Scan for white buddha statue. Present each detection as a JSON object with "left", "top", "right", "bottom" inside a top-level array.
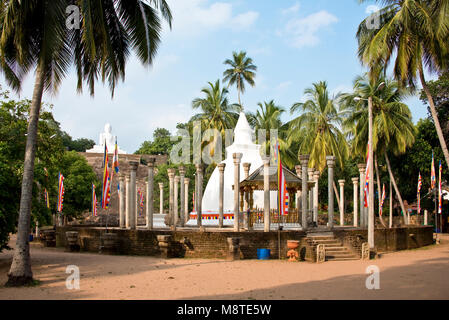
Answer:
[{"left": 86, "top": 123, "right": 127, "bottom": 154}]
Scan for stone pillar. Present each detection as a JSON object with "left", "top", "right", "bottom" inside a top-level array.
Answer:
[
  {"left": 158, "top": 182, "right": 164, "bottom": 214},
  {"left": 338, "top": 179, "right": 345, "bottom": 226},
  {"left": 326, "top": 156, "right": 336, "bottom": 228},
  {"left": 218, "top": 163, "right": 226, "bottom": 228},
  {"left": 243, "top": 163, "right": 251, "bottom": 211},
  {"left": 389, "top": 181, "right": 393, "bottom": 228},
  {"left": 129, "top": 161, "right": 139, "bottom": 230},
  {"left": 125, "top": 175, "right": 130, "bottom": 228},
  {"left": 308, "top": 168, "right": 314, "bottom": 224},
  {"left": 295, "top": 165, "right": 302, "bottom": 224},
  {"left": 313, "top": 170, "right": 320, "bottom": 224},
  {"left": 300, "top": 155, "right": 309, "bottom": 229},
  {"left": 135, "top": 186, "right": 138, "bottom": 227},
  {"left": 233, "top": 153, "right": 243, "bottom": 232},
  {"left": 179, "top": 166, "right": 186, "bottom": 227},
  {"left": 174, "top": 176, "right": 180, "bottom": 227},
  {"left": 424, "top": 209, "right": 428, "bottom": 225},
  {"left": 195, "top": 164, "right": 204, "bottom": 227},
  {"left": 352, "top": 177, "right": 359, "bottom": 227},
  {"left": 119, "top": 173, "right": 125, "bottom": 228},
  {"left": 184, "top": 178, "right": 190, "bottom": 224},
  {"left": 167, "top": 168, "right": 176, "bottom": 226},
  {"left": 146, "top": 159, "right": 155, "bottom": 230},
  {"left": 357, "top": 164, "right": 366, "bottom": 228},
  {"left": 263, "top": 157, "right": 270, "bottom": 232}
]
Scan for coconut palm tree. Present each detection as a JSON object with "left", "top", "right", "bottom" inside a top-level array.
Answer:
[
  {"left": 288, "top": 81, "right": 349, "bottom": 209},
  {"left": 342, "top": 74, "right": 415, "bottom": 225},
  {"left": 191, "top": 80, "right": 241, "bottom": 158},
  {"left": 0, "top": 0, "right": 172, "bottom": 286},
  {"left": 288, "top": 81, "right": 349, "bottom": 172},
  {"left": 223, "top": 51, "right": 257, "bottom": 108},
  {"left": 247, "top": 100, "right": 294, "bottom": 167},
  {"left": 357, "top": 0, "right": 449, "bottom": 169}
]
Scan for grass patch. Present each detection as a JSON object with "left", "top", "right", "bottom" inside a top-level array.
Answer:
[{"left": 26, "top": 279, "right": 42, "bottom": 287}]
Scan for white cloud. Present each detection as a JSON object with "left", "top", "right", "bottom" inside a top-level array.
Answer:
[
  {"left": 231, "top": 11, "right": 259, "bottom": 30},
  {"left": 276, "top": 81, "right": 293, "bottom": 90},
  {"left": 280, "top": 10, "right": 338, "bottom": 48},
  {"left": 281, "top": 2, "right": 300, "bottom": 15},
  {"left": 331, "top": 84, "right": 352, "bottom": 96},
  {"left": 164, "top": 0, "right": 258, "bottom": 36}
]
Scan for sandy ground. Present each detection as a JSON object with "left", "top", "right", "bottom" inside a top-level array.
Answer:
[{"left": 0, "top": 235, "right": 449, "bottom": 300}]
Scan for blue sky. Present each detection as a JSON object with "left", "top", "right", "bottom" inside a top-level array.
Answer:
[{"left": 0, "top": 0, "right": 430, "bottom": 153}]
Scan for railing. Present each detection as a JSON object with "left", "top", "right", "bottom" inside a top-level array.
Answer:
[{"left": 248, "top": 209, "right": 299, "bottom": 227}]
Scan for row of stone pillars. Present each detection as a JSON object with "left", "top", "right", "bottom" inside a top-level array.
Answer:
[
  {"left": 117, "top": 156, "right": 369, "bottom": 231},
  {"left": 117, "top": 160, "right": 190, "bottom": 230},
  {"left": 166, "top": 166, "right": 191, "bottom": 229}
]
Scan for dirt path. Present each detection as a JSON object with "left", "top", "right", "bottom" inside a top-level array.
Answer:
[{"left": 1, "top": 236, "right": 448, "bottom": 300}]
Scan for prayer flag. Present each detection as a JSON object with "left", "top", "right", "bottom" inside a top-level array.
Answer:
[
  {"left": 438, "top": 160, "right": 442, "bottom": 214},
  {"left": 431, "top": 151, "right": 436, "bottom": 189},
  {"left": 92, "top": 184, "right": 97, "bottom": 216},
  {"left": 417, "top": 172, "right": 422, "bottom": 214},
  {"left": 57, "top": 173, "right": 64, "bottom": 212},
  {"left": 379, "top": 184, "right": 386, "bottom": 216}
]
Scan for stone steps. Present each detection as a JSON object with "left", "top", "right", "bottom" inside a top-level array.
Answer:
[{"left": 307, "top": 233, "right": 359, "bottom": 262}]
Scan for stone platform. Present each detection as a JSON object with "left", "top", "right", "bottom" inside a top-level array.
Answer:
[{"left": 55, "top": 225, "right": 434, "bottom": 261}]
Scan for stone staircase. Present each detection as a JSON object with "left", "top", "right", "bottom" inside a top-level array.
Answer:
[{"left": 307, "top": 232, "right": 359, "bottom": 261}]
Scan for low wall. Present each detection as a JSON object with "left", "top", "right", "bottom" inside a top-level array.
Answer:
[
  {"left": 55, "top": 225, "right": 434, "bottom": 260},
  {"left": 333, "top": 226, "right": 434, "bottom": 253}
]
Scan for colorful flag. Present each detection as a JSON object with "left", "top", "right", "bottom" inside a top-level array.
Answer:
[
  {"left": 92, "top": 184, "right": 97, "bottom": 217},
  {"left": 431, "top": 151, "right": 436, "bottom": 189},
  {"left": 101, "top": 142, "right": 111, "bottom": 209},
  {"left": 274, "top": 141, "right": 288, "bottom": 216},
  {"left": 43, "top": 188, "right": 50, "bottom": 209},
  {"left": 364, "top": 144, "right": 369, "bottom": 208},
  {"left": 417, "top": 172, "right": 422, "bottom": 214},
  {"left": 379, "top": 184, "right": 386, "bottom": 216},
  {"left": 438, "top": 160, "right": 442, "bottom": 214},
  {"left": 112, "top": 138, "right": 119, "bottom": 174},
  {"left": 138, "top": 189, "right": 144, "bottom": 216},
  {"left": 57, "top": 173, "right": 64, "bottom": 212}
]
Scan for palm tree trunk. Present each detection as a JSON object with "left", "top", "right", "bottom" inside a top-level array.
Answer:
[
  {"left": 6, "top": 63, "right": 45, "bottom": 286},
  {"left": 237, "top": 77, "right": 242, "bottom": 108},
  {"left": 419, "top": 66, "right": 449, "bottom": 169},
  {"left": 332, "top": 181, "right": 341, "bottom": 209},
  {"left": 374, "top": 153, "right": 387, "bottom": 228},
  {"left": 384, "top": 153, "right": 407, "bottom": 225}
]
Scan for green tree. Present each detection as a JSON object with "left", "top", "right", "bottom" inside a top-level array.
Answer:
[
  {"left": 288, "top": 81, "right": 349, "bottom": 172},
  {"left": 390, "top": 118, "right": 449, "bottom": 210},
  {"left": 57, "top": 151, "right": 99, "bottom": 219},
  {"left": 247, "top": 100, "right": 295, "bottom": 167},
  {"left": 357, "top": 0, "right": 449, "bottom": 169},
  {"left": 135, "top": 128, "right": 176, "bottom": 155},
  {"left": 0, "top": 94, "right": 65, "bottom": 251},
  {"left": 0, "top": 0, "right": 172, "bottom": 286},
  {"left": 191, "top": 80, "right": 241, "bottom": 159},
  {"left": 419, "top": 71, "right": 449, "bottom": 142},
  {"left": 223, "top": 51, "right": 257, "bottom": 108},
  {"left": 342, "top": 74, "right": 415, "bottom": 224}
]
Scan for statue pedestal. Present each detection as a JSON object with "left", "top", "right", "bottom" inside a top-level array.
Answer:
[{"left": 153, "top": 214, "right": 168, "bottom": 228}]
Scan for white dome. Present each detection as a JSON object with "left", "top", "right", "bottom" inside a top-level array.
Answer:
[{"left": 201, "top": 112, "right": 277, "bottom": 212}]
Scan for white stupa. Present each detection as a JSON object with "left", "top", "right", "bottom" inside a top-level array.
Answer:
[
  {"left": 200, "top": 112, "right": 277, "bottom": 215},
  {"left": 86, "top": 123, "right": 127, "bottom": 154}
]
